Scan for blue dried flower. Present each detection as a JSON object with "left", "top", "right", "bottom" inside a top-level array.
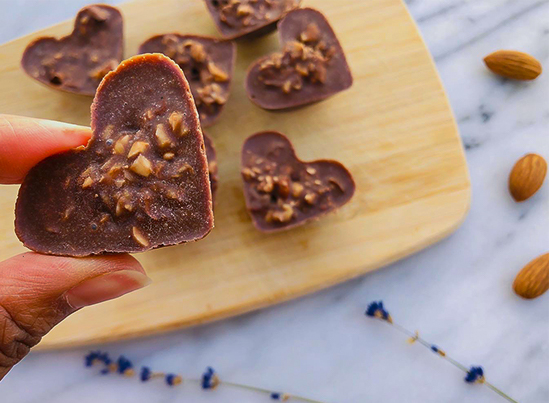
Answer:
[
  {"left": 165, "top": 373, "right": 182, "bottom": 386},
  {"left": 465, "top": 366, "right": 484, "bottom": 383},
  {"left": 365, "top": 301, "right": 392, "bottom": 323},
  {"left": 140, "top": 366, "right": 152, "bottom": 382},
  {"left": 99, "top": 352, "right": 112, "bottom": 366},
  {"left": 84, "top": 351, "right": 99, "bottom": 367},
  {"left": 202, "top": 367, "right": 219, "bottom": 389},
  {"left": 116, "top": 356, "right": 134, "bottom": 376},
  {"left": 270, "top": 392, "right": 290, "bottom": 400},
  {"left": 430, "top": 345, "right": 446, "bottom": 357}
]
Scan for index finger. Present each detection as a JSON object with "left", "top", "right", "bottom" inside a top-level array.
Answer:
[{"left": 0, "top": 114, "right": 91, "bottom": 184}]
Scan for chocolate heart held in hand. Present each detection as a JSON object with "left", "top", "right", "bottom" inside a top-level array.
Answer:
[
  {"left": 203, "top": 132, "right": 219, "bottom": 202},
  {"left": 139, "top": 34, "right": 235, "bottom": 127},
  {"left": 21, "top": 4, "right": 123, "bottom": 96},
  {"left": 245, "top": 8, "right": 352, "bottom": 110},
  {"left": 241, "top": 131, "right": 355, "bottom": 232},
  {"left": 203, "top": 0, "right": 301, "bottom": 40},
  {"left": 15, "top": 54, "right": 214, "bottom": 256}
]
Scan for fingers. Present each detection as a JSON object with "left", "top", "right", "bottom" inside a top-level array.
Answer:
[
  {"left": 0, "top": 252, "right": 149, "bottom": 380},
  {"left": 0, "top": 114, "right": 91, "bottom": 184}
]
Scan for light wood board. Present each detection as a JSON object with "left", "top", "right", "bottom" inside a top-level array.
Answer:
[{"left": 0, "top": 0, "right": 470, "bottom": 349}]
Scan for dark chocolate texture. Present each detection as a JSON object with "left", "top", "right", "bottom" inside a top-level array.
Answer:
[
  {"left": 139, "top": 34, "right": 235, "bottom": 127},
  {"left": 15, "top": 54, "right": 214, "bottom": 256},
  {"left": 246, "top": 8, "right": 352, "bottom": 110},
  {"left": 241, "top": 131, "right": 355, "bottom": 232},
  {"left": 204, "top": 0, "right": 301, "bottom": 40},
  {"left": 21, "top": 4, "right": 123, "bottom": 96},
  {"left": 203, "top": 132, "right": 218, "bottom": 202}
]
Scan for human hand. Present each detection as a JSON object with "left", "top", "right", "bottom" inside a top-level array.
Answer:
[{"left": 0, "top": 114, "right": 151, "bottom": 380}]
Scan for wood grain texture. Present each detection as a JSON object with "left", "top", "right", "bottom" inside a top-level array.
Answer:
[{"left": 0, "top": 0, "right": 470, "bottom": 349}]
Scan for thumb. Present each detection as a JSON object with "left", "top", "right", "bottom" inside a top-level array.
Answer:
[{"left": 0, "top": 252, "right": 150, "bottom": 380}]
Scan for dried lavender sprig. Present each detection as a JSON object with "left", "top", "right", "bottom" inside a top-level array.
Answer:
[
  {"left": 85, "top": 352, "right": 327, "bottom": 402},
  {"left": 365, "top": 301, "right": 518, "bottom": 403}
]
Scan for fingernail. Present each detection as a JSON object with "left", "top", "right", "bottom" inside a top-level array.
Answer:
[{"left": 65, "top": 270, "right": 152, "bottom": 309}]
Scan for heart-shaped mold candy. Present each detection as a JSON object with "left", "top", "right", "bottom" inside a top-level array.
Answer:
[
  {"left": 241, "top": 131, "right": 355, "bottom": 232},
  {"left": 15, "top": 54, "right": 214, "bottom": 256},
  {"left": 21, "top": 4, "right": 123, "bottom": 96},
  {"left": 245, "top": 8, "right": 352, "bottom": 110},
  {"left": 203, "top": 0, "right": 301, "bottom": 40},
  {"left": 203, "top": 132, "right": 219, "bottom": 203},
  {"left": 139, "top": 34, "right": 235, "bottom": 127}
]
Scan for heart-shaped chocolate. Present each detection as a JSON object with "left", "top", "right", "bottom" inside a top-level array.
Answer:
[
  {"left": 241, "top": 131, "right": 355, "bottom": 232},
  {"left": 15, "top": 54, "right": 214, "bottom": 256},
  {"left": 139, "top": 34, "right": 235, "bottom": 127},
  {"left": 203, "top": 132, "right": 219, "bottom": 203},
  {"left": 21, "top": 4, "right": 123, "bottom": 96},
  {"left": 204, "top": 0, "right": 301, "bottom": 40},
  {"left": 245, "top": 8, "right": 352, "bottom": 110}
]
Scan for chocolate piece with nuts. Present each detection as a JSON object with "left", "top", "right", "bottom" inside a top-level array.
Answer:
[
  {"left": 21, "top": 4, "right": 123, "bottom": 96},
  {"left": 246, "top": 8, "right": 352, "bottom": 110},
  {"left": 204, "top": 0, "right": 301, "bottom": 40},
  {"left": 203, "top": 132, "right": 219, "bottom": 202},
  {"left": 241, "top": 131, "right": 355, "bottom": 232},
  {"left": 15, "top": 54, "right": 214, "bottom": 256},
  {"left": 139, "top": 34, "right": 235, "bottom": 127}
]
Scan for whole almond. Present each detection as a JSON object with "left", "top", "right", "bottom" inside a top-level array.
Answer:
[
  {"left": 513, "top": 253, "right": 549, "bottom": 299},
  {"left": 509, "top": 153, "right": 547, "bottom": 202},
  {"left": 484, "top": 50, "right": 542, "bottom": 80}
]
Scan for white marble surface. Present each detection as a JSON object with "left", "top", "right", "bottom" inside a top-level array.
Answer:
[{"left": 1, "top": 0, "right": 548, "bottom": 402}]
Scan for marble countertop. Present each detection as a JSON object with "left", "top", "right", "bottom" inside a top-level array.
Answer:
[{"left": 1, "top": 0, "right": 548, "bottom": 402}]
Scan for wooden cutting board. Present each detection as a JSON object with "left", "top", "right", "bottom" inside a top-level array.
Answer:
[{"left": 0, "top": 0, "right": 470, "bottom": 349}]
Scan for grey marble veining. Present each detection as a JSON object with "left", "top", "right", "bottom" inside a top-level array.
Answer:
[{"left": 0, "top": 0, "right": 548, "bottom": 402}]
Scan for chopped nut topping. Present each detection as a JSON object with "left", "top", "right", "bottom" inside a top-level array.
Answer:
[
  {"left": 306, "top": 167, "right": 317, "bottom": 175},
  {"left": 132, "top": 226, "right": 149, "bottom": 247},
  {"left": 295, "top": 64, "right": 309, "bottom": 76},
  {"left": 87, "top": 5, "right": 110, "bottom": 21},
  {"left": 282, "top": 80, "right": 292, "bottom": 94},
  {"left": 144, "top": 109, "right": 155, "bottom": 120},
  {"left": 267, "top": 203, "right": 294, "bottom": 223},
  {"left": 90, "top": 59, "right": 118, "bottom": 80},
  {"left": 107, "top": 163, "right": 123, "bottom": 177},
  {"left": 304, "top": 192, "right": 317, "bottom": 204},
  {"left": 190, "top": 42, "right": 207, "bottom": 63},
  {"left": 82, "top": 176, "right": 93, "bottom": 189},
  {"left": 130, "top": 155, "right": 153, "bottom": 177},
  {"left": 242, "top": 167, "right": 255, "bottom": 180},
  {"left": 236, "top": 4, "right": 253, "bottom": 16},
  {"left": 155, "top": 124, "right": 173, "bottom": 148},
  {"left": 163, "top": 186, "right": 181, "bottom": 200},
  {"left": 128, "top": 141, "right": 149, "bottom": 158},
  {"left": 178, "top": 162, "right": 193, "bottom": 174},
  {"left": 277, "top": 176, "right": 291, "bottom": 198},
  {"left": 102, "top": 124, "right": 114, "bottom": 139},
  {"left": 62, "top": 206, "right": 74, "bottom": 221},
  {"left": 116, "top": 193, "right": 134, "bottom": 216},
  {"left": 169, "top": 111, "right": 183, "bottom": 133},
  {"left": 163, "top": 152, "right": 175, "bottom": 161},
  {"left": 114, "top": 135, "right": 130, "bottom": 155},
  {"left": 257, "top": 175, "right": 274, "bottom": 193},
  {"left": 45, "top": 226, "right": 60, "bottom": 234},
  {"left": 197, "top": 83, "right": 227, "bottom": 105},
  {"left": 291, "top": 182, "right": 304, "bottom": 197},
  {"left": 208, "top": 62, "right": 229, "bottom": 82},
  {"left": 300, "top": 23, "right": 321, "bottom": 43}
]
